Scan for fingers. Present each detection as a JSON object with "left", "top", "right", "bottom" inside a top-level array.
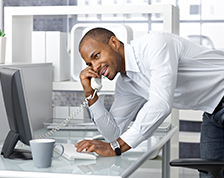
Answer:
[
  {"left": 87, "top": 69, "right": 100, "bottom": 78},
  {"left": 86, "top": 144, "right": 96, "bottom": 153},
  {"left": 75, "top": 140, "right": 115, "bottom": 157},
  {"left": 75, "top": 140, "right": 98, "bottom": 152},
  {"left": 80, "top": 67, "right": 100, "bottom": 80},
  {"left": 79, "top": 67, "right": 101, "bottom": 94},
  {"left": 75, "top": 139, "right": 91, "bottom": 152}
]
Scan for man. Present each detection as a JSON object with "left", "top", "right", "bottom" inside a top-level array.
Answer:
[{"left": 75, "top": 27, "right": 224, "bottom": 177}]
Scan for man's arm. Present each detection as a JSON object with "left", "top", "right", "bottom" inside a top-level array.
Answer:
[{"left": 78, "top": 67, "right": 133, "bottom": 156}]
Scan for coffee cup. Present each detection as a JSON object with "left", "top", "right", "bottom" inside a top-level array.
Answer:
[{"left": 29, "top": 139, "right": 64, "bottom": 168}]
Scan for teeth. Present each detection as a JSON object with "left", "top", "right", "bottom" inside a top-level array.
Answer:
[{"left": 102, "top": 68, "right": 106, "bottom": 75}]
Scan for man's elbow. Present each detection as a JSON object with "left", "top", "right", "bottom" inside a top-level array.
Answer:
[{"left": 163, "top": 105, "right": 172, "bottom": 118}]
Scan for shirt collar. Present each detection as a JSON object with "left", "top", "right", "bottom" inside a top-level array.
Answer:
[{"left": 124, "top": 44, "right": 140, "bottom": 73}]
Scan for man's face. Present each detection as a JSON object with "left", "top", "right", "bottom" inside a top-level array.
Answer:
[{"left": 80, "top": 38, "right": 123, "bottom": 80}]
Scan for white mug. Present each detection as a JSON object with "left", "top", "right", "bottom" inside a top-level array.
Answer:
[{"left": 30, "top": 139, "right": 64, "bottom": 168}]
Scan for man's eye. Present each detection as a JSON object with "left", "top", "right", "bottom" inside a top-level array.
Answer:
[{"left": 94, "top": 53, "right": 99, "bottom": 58}]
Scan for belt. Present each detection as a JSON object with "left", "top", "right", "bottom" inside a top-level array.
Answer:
[{"left": 213, "top": 96, "right": 224, "bottom": 114}]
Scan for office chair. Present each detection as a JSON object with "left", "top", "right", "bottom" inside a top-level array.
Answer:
[{"left": 170, "top": 158, "right": 224, "bottom": 178}]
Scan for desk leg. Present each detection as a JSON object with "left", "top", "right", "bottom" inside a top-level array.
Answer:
[{"left": 162, "top": 139, "right": 170, "bottom": 178}]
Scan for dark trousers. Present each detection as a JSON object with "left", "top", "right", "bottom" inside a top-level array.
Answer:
[{"left": 200, "top": 97, "right": 224, "bottom": 178}]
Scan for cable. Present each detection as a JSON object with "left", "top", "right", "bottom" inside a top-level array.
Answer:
[{"left": 36, "top": 90, "right": 98, "bottom": 139}]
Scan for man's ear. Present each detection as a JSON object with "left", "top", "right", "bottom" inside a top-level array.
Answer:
[{"left": 108, "top": 36, "right": 120, "bottom": 50}]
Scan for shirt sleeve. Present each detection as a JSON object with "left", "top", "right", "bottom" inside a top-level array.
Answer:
[
  {"left": 120, "top": 33, "right": 180, "bottom": 148},
  {"left": 89, "top": 76, "right": 146, "bottom": 142},
  {"left": 89, "top": 98, "right": 120, "bottom": 142}
]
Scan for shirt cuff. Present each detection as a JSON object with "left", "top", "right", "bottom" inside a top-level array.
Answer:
[
  {"left": 120, "top": 127, "right": 147, "bottom": 148},
  {"left": 89, "top": 98, "right": 105, "bottom": 121}
]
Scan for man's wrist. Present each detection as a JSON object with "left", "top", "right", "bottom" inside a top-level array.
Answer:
[
  {"left": 85, "top": 90, "right": 98, "bottom": 106},
  {"left": 110, "top": 141, "right": 121, "bottom": 156},
  {"left": 117, "top": 137, "right": 131, "bottom": 153}
]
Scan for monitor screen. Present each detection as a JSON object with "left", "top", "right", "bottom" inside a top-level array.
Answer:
[{"left": 0, "top": 68, "right": 33, "bottom": 160}]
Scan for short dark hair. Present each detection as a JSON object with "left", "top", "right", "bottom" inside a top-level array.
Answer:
[{"left": 79, "top": 27, "right": 116, "bottom": 51}]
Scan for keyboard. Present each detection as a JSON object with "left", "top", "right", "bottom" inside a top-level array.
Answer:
[{"left": 54, "top": 143, "right": 97, "bottom": 160}]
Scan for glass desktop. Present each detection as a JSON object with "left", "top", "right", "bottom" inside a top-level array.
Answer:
[{"left": 0, "top": 126, "right": 178, "bottom": 178}]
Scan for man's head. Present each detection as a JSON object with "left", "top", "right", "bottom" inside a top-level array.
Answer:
[
  {"left": 79, "top": 27, "right": 125, "bottom": 80},
  {"left": 79, "top": 28, "right": 116, "bottom": 52}
]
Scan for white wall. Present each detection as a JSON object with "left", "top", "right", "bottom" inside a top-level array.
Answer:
[{"left": 0, "top": 0, "right": 2, "bottom": 29}]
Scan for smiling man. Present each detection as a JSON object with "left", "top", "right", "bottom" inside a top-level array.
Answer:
[{"left": 75, "top": 27, "right": 224, "bottom": 178}]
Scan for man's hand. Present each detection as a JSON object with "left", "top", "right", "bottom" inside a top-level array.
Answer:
[
  {"left": 75, "top": 137, "right": 131, "bottom": 157},
  {"left": 75, "top": 139, "right": 116, "bottom": 157},
  {"left": 79, "top": 67, "right": 100, "bottom": 106},
  {"left": 79, "top": 66, "right": 100, "bottom": 93}
]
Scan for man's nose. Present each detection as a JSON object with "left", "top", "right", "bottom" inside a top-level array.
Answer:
[{"left": 92, "top": 61, "right": 100, "bottom": 73}]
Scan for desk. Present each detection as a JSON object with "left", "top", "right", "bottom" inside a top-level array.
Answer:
[{"left": 0, "top": 126, "right": 178, "bottom": 178}]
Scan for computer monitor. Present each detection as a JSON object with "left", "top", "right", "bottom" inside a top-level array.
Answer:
[{"left": 0, "top": 67, "right": 33, "bottom": 160}]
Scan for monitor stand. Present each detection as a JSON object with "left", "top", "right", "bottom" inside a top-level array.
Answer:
[
  {"left": 1, "top": 130, "right": 32, "bottom": 160},
  {"left": 7, "top": 149, "right": 32, "bottom": 160}
]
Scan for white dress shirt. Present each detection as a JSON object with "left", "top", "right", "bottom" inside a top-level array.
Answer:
[{"left": 89, "top": 31, "right": 224, "bottom": 148}]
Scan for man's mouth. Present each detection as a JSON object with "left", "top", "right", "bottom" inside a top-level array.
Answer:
[{"left": 100, "top": 67, "right": 108, "bottom": 77}]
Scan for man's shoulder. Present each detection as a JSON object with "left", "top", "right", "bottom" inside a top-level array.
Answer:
[
  {"left": 131, "top": 31, "right": 169, "bottom": 44},
  {"left": 134, "top": 31, "right": 178, "bottom": 41}
]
